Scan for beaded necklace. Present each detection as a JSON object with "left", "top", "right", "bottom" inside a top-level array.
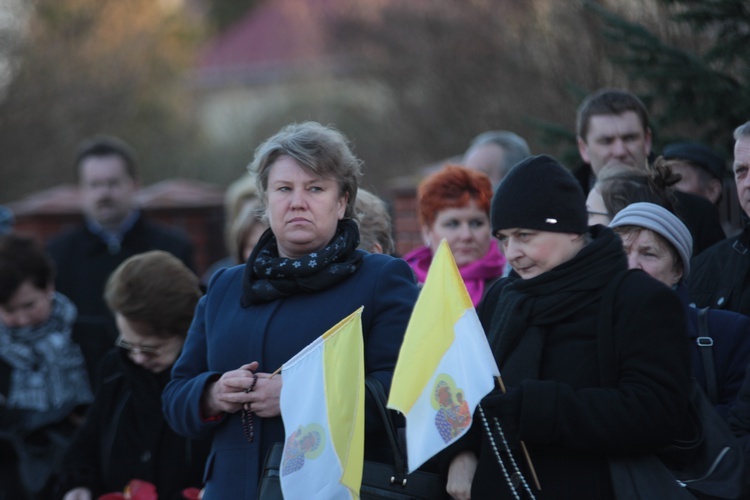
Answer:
[{"left": 478, "top": 405, "right": 536, "bottom": 499}]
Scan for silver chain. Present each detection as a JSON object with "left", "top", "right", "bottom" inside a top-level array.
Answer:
[{"left": 478, "top": 404, "right": 536, "bottom": 499}]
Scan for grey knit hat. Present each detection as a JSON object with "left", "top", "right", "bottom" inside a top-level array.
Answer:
[
  {"left": 609, "top": 202, "right": 692, "bottom": 278},
  {"left": 491, "top": 155, "right": 588, "bottom": 235}
]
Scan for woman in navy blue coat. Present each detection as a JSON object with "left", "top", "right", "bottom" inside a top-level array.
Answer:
[
  {"left": 162, "top": 122, "right": 419, "bottom": 499},
  {"left": 610, "top": 203, "right": 750, "bottom": 420}
]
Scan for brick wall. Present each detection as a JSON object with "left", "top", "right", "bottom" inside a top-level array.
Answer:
[
  {"left": 390, "top": 186, "right": 422, "bottom": 257},
  {"left": 11, "top": 206, "right": 226, "bottom": 278}
]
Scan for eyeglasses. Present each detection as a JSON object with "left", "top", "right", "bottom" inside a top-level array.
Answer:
[
  {"left": 116, "top": 338, "right": 163, "bottom": 359},
  {"left": 587, "top": 210, "right": 610, "bottom": 217}
]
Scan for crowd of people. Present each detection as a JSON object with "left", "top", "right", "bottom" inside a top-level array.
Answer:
[{"left": 1, "top": 87, "right": 750, "bottom": 499}]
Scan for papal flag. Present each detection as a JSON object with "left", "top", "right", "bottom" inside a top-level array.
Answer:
[
  {"left": 388, "top": 239, "right": 500, "bottom": 473},
  {"left": 279, "top": 307, "right": 365, "bottom": 499}
]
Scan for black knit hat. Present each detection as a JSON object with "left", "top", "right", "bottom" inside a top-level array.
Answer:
[{"left": 491, "top": 154, "right": 588, "bottom": 235}]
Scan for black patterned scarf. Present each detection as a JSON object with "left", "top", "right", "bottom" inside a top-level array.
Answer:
[
  {"left": 241, "top": 219, "right": 363, "bottom": 306},
  {"left": 0, "top": 292, "right": 93, "bottom": 412}
]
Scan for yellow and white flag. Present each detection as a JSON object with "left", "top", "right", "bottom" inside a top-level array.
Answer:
[
  {"left": 388, "top": 240, "right": 500, "bottom": 473},
  {"left": 279, "top": 307, "right": 365, "bottom": 499}
]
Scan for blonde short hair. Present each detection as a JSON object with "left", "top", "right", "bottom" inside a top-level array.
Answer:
[
  {"left": 355, "top": 189, "right": 394, "bottom": 255},
  {"left": 249, "top": 122, "right": 363, "bottom": 220}
]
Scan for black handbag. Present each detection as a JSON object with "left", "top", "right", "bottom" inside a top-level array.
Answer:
[
  {"left": 660, "top": 381, "right": 745, "bottom": 499},
  {"left": 257, "top": 377, "right": 448, "bottom": 499},
  {"left": 258, "top": 441, "right": 284, "bottom": 500},
  {"left": 608, "top": 381, "right": 745, "bottom": 499},
  {"left": 599, "top": 271, "right": 745, "bottom": 500},
  {"left": 360, "top": 376, "right": 449, "bottom": 499},
  {"left": 608, "top": 453, "right": 694, "bottom": 500}
]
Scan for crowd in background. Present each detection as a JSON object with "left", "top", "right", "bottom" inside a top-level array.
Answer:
[{"left": 1, "top": 87, "right": 750, "bottom": 499}]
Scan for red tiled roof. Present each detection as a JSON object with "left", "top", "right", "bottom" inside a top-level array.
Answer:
[
  {"left": 137, "top": 178, "right": 225, "bottom": 208},
  {"left": 6, "top": 185, "right": 83, "bottom": 215},
  {"left": 194, "top": 0, "right": 425, "bottom": 88},
  {"left": 197, "top": 0, "right": 332, "bottom": 75},
  {"left": 7, "top": 179, "right": 225, "bottom": 215}
]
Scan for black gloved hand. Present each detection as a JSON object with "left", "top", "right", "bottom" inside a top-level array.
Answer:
[{"left": 480, "top": 387, "right": 522, "bottom": 451}]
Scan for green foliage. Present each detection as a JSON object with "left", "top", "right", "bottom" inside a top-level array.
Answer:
[
  {"left": 662, "top": 0, "right": 750, "bottom": 65},
  {"left": 583, "top": 0, "right": 750, "bottom": 156}
]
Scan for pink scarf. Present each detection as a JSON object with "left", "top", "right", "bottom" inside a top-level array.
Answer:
[{"left": 403, "top": 240, "right": 506, "bottom": 306}]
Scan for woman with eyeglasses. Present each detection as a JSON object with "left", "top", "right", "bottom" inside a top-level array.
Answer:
[
  {"left": 585, "top": 162, "right": 677, "bottom": 227},
  {"left": 56, "top": 251, "right": 210, "bottom": 500}
]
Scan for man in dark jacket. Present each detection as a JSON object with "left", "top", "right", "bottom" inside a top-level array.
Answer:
[
  {"left": 690, "top": 121, "right": 750, "bottom": 316},
  {"left": 46, "top": 135, "right": 194, "bottom": 333},
  {"left": 574, "top": 88, "right": 725, "bottom": 255}
]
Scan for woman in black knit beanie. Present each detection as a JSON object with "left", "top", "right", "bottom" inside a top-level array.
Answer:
[{"left": 443, "top": 155, "right": 693, "bottom": 500}]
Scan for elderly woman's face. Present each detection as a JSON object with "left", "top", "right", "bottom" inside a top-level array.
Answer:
[
  {"left": 0, "top": 280, "right": 53, "bottom": 329},
  {"left": 115, "top": 313, "right": 184, "bottom": 374},
  {"left": 423, "top": 200, "right": 491, "bottom": 267},
  {"left": 619, "top": 229, "right": 682, "bottom": 287},
  {"left": 266, "top": 155, "right": 347, "bottom": 259},
  {"left": 496, "top": 229, "right": 585, "bottom": 280}
]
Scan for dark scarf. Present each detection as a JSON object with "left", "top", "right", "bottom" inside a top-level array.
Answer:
[
  {"left": 241, "top": 219, "right": 363, "bottom": 307},
  {"left": 0, "top": 292, "right": 93, "bottom": 412},
  {"left": 486, "top": 226, "right": 627, "bottom": 386}
]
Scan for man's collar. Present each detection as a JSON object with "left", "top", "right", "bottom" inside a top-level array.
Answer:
[{"left": 85, "top": 209, "right": 141, "bottom": 253}]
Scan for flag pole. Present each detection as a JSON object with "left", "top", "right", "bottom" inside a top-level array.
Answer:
[
  {"left": 496, "top": 375, "right": 542, "bottom": 491},
  {"left": 269, "top": 366, "right": 282, "bottom": 378}
]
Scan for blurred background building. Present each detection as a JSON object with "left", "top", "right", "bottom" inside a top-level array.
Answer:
[{"left": 0, "top": 0, "right": 747, "bottom": 263}]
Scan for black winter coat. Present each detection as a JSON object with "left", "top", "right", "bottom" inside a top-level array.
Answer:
[
  {"left": 55, "top": 349, "right": 210, "bottom": 500},
  {"left": 690, "top": 223, "right": 750, "bottom": 317},
  {"left": 677, "top": 284, "right": 750, "bottom": 420},
  {"left": 453, "top": 228, "right": 692, "bottom": 500}
]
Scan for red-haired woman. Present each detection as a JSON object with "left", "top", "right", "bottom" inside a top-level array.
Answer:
[{"left": 403, "top": 165, "right": 506, "bottom": 305}]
